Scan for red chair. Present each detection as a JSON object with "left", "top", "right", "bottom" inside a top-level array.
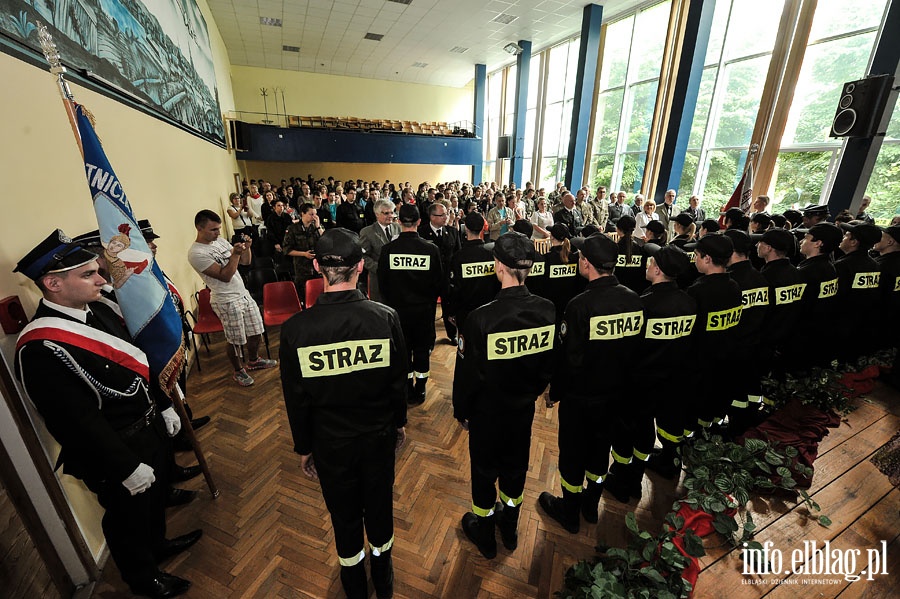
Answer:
[
  {"left": 186, "top": 288, "right": 224, "bottom": 372},
  {"left": 305, "top": 277, "right": 325, "bottom": 308},
  {"left": 263, "top": 281, "right": 302, "bottom": 327}
]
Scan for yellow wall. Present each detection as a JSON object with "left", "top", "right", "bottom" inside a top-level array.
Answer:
[
  {"left": 0, "top": 0, "right": 236, "bottom": 562},
  {"left": 240, "top": 160, "right": 472, "bottom": 188},
  {"left": 230, "top": 65, "right": 474, "bottom": 125}
]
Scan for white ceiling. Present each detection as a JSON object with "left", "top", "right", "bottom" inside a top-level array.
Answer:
[{"left": 206, "top": 0, "right": 643, "bottom": 87}]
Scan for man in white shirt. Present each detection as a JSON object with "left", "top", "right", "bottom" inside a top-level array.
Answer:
[{"left": 187, "top": 210, "right": 276, "bottom": 386}]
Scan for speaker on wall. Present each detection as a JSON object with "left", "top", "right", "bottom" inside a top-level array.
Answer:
[
  {"left": 497, "top": 135, "right": 512, "bottom": 159},
  {"left": 829, "top": 74, "right": 894, "bottom": 138},
  {"left": 0, "top": 296, "right": 27, "bottom": 335},
  {"left": 229, "top": 120, "right": 251, "bottom": 151}
]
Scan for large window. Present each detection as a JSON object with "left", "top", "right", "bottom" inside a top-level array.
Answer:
[
  {"left": 771, "top": 0, "right": 887, "bottom": 212},
  {"left": 538, "top": 39, "right": 580, "bottom": 189},
  {"left": 865, "top": 102, "right": 900, "bottom": 224},
  {"left": 482, "top": 71, "right": 503, "bottom": 185}
]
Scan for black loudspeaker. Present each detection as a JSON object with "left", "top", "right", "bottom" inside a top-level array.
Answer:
[
  {"left": 829, "top": 74, "right": 894, "bottom": 138},
  {"left": 229, "top": 120, "right": 251, "bottom": 151},
  {"left": 497, "top": 135, "right": 512, "bottom": 159},
  {"left": 0, "top": 295, "right": 27, "bottom": 334}
]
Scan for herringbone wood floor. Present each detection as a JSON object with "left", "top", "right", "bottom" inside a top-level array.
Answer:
[{"left": 82, "top": 313, "right": 898, "bottom": 599}]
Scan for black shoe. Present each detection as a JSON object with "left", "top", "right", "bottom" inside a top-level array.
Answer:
[
  {"left": 538, "top": 492, "right": 580, "bottom": 534},
  {"left": 580, "top": 481, "right": 603, "bottom": 524},
  {"left": 339, "top": 563, "right": 368, "bottom": 599},
  {"left": 190, "top": 415, "right": 211, "bottom": 430},
  {"left": 165, "top": 488, "right": 197, "bottom": 508},
  {"left": 494, "top": 502, "right": 520, "bottom": 551},
  {"left": 370, "top": 550, "right": 394, "bottom": 599},
  {"left": 155, "top": 529, "right": 203, "bottom": 562},
  {"left": 602, "top": 473, "right": 633, "bottom": 504},
  {"left": 461, "top": 512, "right": 497, "bottom": 559},
  {"left": 171, "top": 464, "right": 202, "bottom": 483},
  {"left": 131, "top": 572, "right": 191, "bottom": 598},
  {"left": 646, "top": 453, "right": 681, "bottom": 480}
]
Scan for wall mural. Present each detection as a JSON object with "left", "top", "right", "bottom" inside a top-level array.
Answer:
[{"left": 2, "top": 0, "right": 224, "bottom": 143}]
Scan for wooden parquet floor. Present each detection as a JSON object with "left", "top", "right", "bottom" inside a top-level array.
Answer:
[{"left": 83, "top": 314, "right": 899, "bottom": 599}]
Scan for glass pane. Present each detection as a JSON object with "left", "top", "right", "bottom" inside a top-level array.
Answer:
[
  {"left": 713, "top": 55, "right": 770, "bottom": 148},
  {"left": 524, "top": 108, "right": 536, "bottom": 158},
  {"left": 772, "top": 151, "right": 833, "bottom": 210},
  {"left": 624, "top": 80, "right": 659, "bottom": 152},
  {"left": 783, "top": 33, "right": 876, "bottom": 145},
  {"left": 723, "top": 0, "right": 783, "bottom": 61},
  {"left": 504, "top": 112, "right": 515, "bottom": 135},
  {"left": 589, "top": 154, "right": 616, "bottom": 191},
  {"left": 482, "top": 162, "right": 494, "bottom": 184},
  {"left": 542, "top": 102, "right": 563, "bottom": 156},
  {"left": 599, "top": 16, "right": 633, "bottom": 90},
  {"left": 591, "top": 89, "right": 625, "bottom": 156},
  {"left": 885, "top": 100, "right": 900, "bottom": 141},
  {"left": 619, "top": 153, "right": 647, "bottom": 193},
  {"left": 527, "top": 55, "right": 541, "bottom": 109},
  {"left": 689, "top": 67, "right": 717, "bottom": 149},
  {"left": 546, "top": 44, "right": 569, "bottom": 104},
  {"left": 523, "top": 158, "right": 533, "bottom": 184},
  {"left": 809, "top": 0, "right": 886, "bottom": 41},
  {"left": 701, "top": 149, "right": 744, "bottom": 208},
  {"left": 629, "top": 1, "right": 671, "bottom": 81},
  {"left": 559, "top": 99, "right": 573, "bottom": 157},
  {"left": 678, "top": 151, "right": 701, "bottom": 194},
  {"left": 864, "top": 143, "right": 900, "bottom": 225},
  {"left": 486, "top": 130, "right": 497, "bottom": 161},
  {"left": 704, "top": 0, "right": 730, "bottom": 66},
  {"left": 564, "top": 39, "right": 580, "bottom": 100},
  {"left": 540, "top": 157, "right": 562, "bottom": 190}
]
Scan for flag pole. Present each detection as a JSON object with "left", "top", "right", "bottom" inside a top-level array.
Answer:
[{"left": 36, "top": 23, "right": 218, "bottom": 498}]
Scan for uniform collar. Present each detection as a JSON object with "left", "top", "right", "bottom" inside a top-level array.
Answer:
[
  {"left": 586, "top": 275, "right": 618, "bottom": 289},
  {"left": 316, "top": 289, "right": 368, "bottom": 305},
  {"left": 41, "top": 299, "right": 91, "bottom": 323},
  {"left": 495, "top": 286, "right": 531, "bottom": 300}
]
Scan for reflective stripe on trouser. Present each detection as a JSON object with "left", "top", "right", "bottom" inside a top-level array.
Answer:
[
  {"left": 414, "top": 371, "right": 430, "bottom": 379},
  {"left": 560, "top": 474, "right": 583, "bottom": 494},
  {"left": 657, "top": 425, "right": 682, "bottom": 444},
  {"left": 585, "top": 470, "right": 605, "bottom": 484},
  {"left": 499, "top": 490, "right": 523, "bottom": 507},
  {"left": 472, "top": 503, "right": 495, "bottom": 517},
  {"left": 557, "top": 399, "right": 610, "bottom": 499},
  {"left": 633, "top": 448, "right": 650, "bottom": 462},
  {"left": 370, "top": 536, "right": 394, "bottom": 557},
  {"left": 611, "top": 448, "right": 632, "bottom": 464},
  {"left": 339, "top": 549, "right": 366, "bottom": 567}
]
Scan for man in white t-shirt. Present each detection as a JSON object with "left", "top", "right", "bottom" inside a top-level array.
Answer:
[{"left": 188, "top": 210, "right": 276, "bottom": 386}]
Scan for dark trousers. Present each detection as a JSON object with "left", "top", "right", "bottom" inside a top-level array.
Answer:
[
  {"left": 314, "top": 428, "right": 396, "bottom": 562},
  {"left": 398, "top": 304, "right": 436, "bottom": 377},
  {"left": 84, "top": 422, "right": 169, "bottom": 589},
  {"left": 468, "top": 404, "right": 535, "bottom": 510},
  {"left": 557, "top": 399, "right": 613, "bottom": 491}
]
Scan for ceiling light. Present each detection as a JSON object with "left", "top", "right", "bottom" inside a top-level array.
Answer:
[
  {"left": 364, "top": 33, "right": 385, "bottom": 41},
  {"left": 260, "top": 16, "right": 282, "bottom": 27},
  {"left": 386, "top": 0, "right": 413, "bottom": 4},
  {"left": 503, "top": 43, "right": 524, "bottom": 55},
  {"left": 282, "top": 45, "right": 300, "bottom": 53},
  {"left": 492, "top": 13, "right": 519, "bottom": 25},
  {"left": 449, "top": 46, "right": 469, "bottom": 54},
  {"left": 411, "top": 62, "right": 428, "bottom": 68}
]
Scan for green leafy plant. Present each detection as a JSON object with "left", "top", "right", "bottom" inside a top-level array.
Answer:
[
  {"left": 761, "top": 363, "right": 855, "bottom": 415},
  {"left": 557, "top": 512, "right": 706, "bottom": 599}
]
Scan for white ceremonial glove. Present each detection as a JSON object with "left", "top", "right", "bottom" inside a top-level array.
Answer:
[
  {"left": 161, "top": 407, "right": 181, "bottom": 437},
  {"left": 122, "top": 463, "right": 156, "bottom": 496}
]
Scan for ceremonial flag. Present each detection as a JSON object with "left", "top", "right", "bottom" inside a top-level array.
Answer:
[
  {"left": 719, "top": 155, "right": 754, "bottom": 226},
  {"left": 73, "top": 102, "right": 185, "bottom": 396}
]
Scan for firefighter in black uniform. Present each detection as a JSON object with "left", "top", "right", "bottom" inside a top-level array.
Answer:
[
  {"left": 834, "top": 222, "right": 882, "bottom": 363},
  {"left": 13, "top": 230, "right": 199, "bottom": 599},
  {"left": 445, "top": 213, "right": 501, "bottom": 333},
  {"left": 684, "top": 234, "right": 743, "bottom": 433},
  {"left": 453, "top": 233, "right": 556, "bottom": 559},
  {"left": 378, "top": 204, "right": 443, "bottom": 405},
  {"left": 724, "top": 230, "right": 771, "bottom": 435},
  {"left": 539, "top": 234, "right": 644, "bottom": 533},
  {"left": 874, "top": 225, "right": 900, "bottom": 388},
  {"left": 614, "top": 215, "right": 649, "bottom": 294},
  {"left": 280, "top": 229, "right": 409, "bottom": 599},
  {"left": 605, "top": 244, "right": 696, "bottom": 499},
  {"left": 539, "top": 223, "right": 584, "bottom": 325},
  {"left": 795, "top": 223, "right": 843, "bottom": 369},
  {"left": 755, "top": 228, "right": 806, "bottom": 381}
]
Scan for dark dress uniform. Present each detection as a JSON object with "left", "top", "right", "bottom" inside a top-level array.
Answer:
[
  {"left": 540, "top": 246, "right": 585, "bottom": 325},
  {"left": 686, "top": 272, "right": 743, "bottom": 431},
  {"left": 876, "top": 250, "right": 900, "bottom": 386},
  {"left": 728, "top": 260, "right": 772, "bottom": 432},
  {"left": 760, "top": 257, "right": 806, "bottom": 376},
  {"left": 336, "top": 200, "right": 366, "bottom": 233},
  {"left": 378, "top": 230, "right": 443, "bottom": 403},
  {"left": 833, "top": 249, "right": 881, "bottom": 362},
  {"left": 671, "top": 235, "right": 701, "bottom": 289},
  {"left": 280, "top": 289, "right": 408, "bottom": 599},
  {"left": 453, "top": 285, "right": 555, "bottom": 556},
  {"left": 615, "top": 239, "right": 649, "bottom": 295},
  {"left": 419, "top": 223, "right": 462, "bottom": 339},
  {"left": 16, "top": 301, "right": 172, "bottom": 591},
  {"left": 445, "top": 238, "right": 500, "bottom": 332},
  {"left": 543, "top": 273, "right": 644, "bottom": 532},
  {"left": 796, "top": 254, "right": 840, "bottom": 368}
]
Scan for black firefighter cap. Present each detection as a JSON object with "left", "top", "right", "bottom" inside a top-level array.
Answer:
[
  {"left": 464, "top": 212, "right": 485, "bottom": 233},
  {"left": 806, "top": 222, "right": 843, "bottom": 252},
  {"left": 700, "top": 219, "right": 721, "bottom": 233},
  {"left": 758, "top": 228, "right": 796, "bottom": 255},
  {"left": 314, "top": 228, "right": 363, "bottom": 266},
  {"left": 14, "top": 229, "right": 97, "bottom": 281},
  {"left": 138, "top": 219, "right": 160, "bottom": 240},
  {"left": 493, "top": 232, "right": 536, "bottom": 269},
  {"left": 802, "top": 204, "right": 829, "bottom": 218},
  {"left": 688, "top": 233, "right": 734, "bottom": 261},
  {"left": 644, "top": 243, "right": 691, "bottom": 278},
  {"left": 512, "top": 219, "right": 534, "bottom": 237},
  {"left": 839, "top": 221, "right": 882, "bottom": 248},
  {"left": 724, "top": 229, "right": 755, "bottom": 255},
  {"left": 398, "top": 204, "right": 420, "bottom": 225},
  {"left": 674, "top": 212, "right": 695, "bottom": 227},
  {"left": 581, "top": 233, "right": 619, "bottom": 270}
]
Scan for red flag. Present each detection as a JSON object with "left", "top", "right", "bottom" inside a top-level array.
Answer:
[{"left": 718, "top": 158, "right": 753, "bottom": 225}]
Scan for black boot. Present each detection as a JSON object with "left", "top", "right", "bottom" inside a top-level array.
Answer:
[
  {"left": 339, "top": 562, "right": 368, "bottom": 599},
  {"left": 580, "top": 480, "right": 603, "bottom": 523},
  {"left": 370, "top": 549, "right": 394, "bottom": 599},
  {"left": 602, "top": 470, "right": 633, "bottom": 504},
  {"left": 538, "top": 490, "right": 580, "bottom": 534},
  {"left": 646, "top": 443, "right": 681, "bottom": 480},
  {"left": 461, "top": 512, "right": 497, "bottom": 559},
  {"left": 495, "top": 502, "right": 520, "bottom": 550},
  {"left": 414, "top": 377, "right": 427, "bottom": 404}
]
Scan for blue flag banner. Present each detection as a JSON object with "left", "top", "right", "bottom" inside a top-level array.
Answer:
[{"left": 74, "top": 102, "right": 185, "bottom": 395}]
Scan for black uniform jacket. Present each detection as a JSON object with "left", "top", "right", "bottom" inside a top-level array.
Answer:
[
  {"left": 336, "top": 200, "right": 366, "bottom": 233},
  {"left": 452, "top": 286, "right": 556, "bottom": 421},
  {"left": 445, "top": 239, "right": 500, "bottom": 324},
  {"left": 418, "top": 223, "right": 462, "bottom": 272},
  {"left": 551, "top": 276, "right": 644, "bottom": 404},
  {"left": 686, "top": 272, "right": 743, "bottom": 363},
  {"left": 638, "top": 281, "right": 697, "bottom": 382},
  {"left": 729, "top": 260, "right": 770, "bottom": 349},
  {"left": 15, "top": 301, "right": 166, "bottom": 483},
  {"left": 378, "top": 231, "right": 443, "bottom": 307},
  {"left": 877, "top": 252, "right": 900, "bottom": 328},
  {"left": 797, "top": 254, "right": 840, "bottom": 327},
  {"left": 834, "top": 250, "right": 882, "bottom": 341},
  {"left": 759, "top": 258, "right": 805, "bottom": 348},
  {"left": 615, "top": 239, "right": 649, "bottom": 295},
  {"left": 537, "top": 246, "right": 585, "bottom": 323},
  {"left": 280, "top": 289, "right": 409, "bottom": 456}
]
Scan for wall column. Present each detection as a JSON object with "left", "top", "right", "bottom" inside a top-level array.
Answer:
[
  {"left": 473, "top": 64, "right": 486, "bottom": 184},
  {"left": 510, "top": 40, "right": 532, "bottom": 187},
  {"left": 564, "top": 4, "right": 603, "bottom": 190}
]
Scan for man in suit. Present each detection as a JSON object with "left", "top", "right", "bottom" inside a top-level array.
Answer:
[
  {"left": 657, "top": 189, "right": 680, "bottom": 240},
  {"left": 359, "top": 199, "right": 399, "bottom": 302},
  {"left": 14, "top": 230, "right": 201, "bottom": 598},
  {"left": 419, "top": 200, "right": 462, "bottom": 341}
]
